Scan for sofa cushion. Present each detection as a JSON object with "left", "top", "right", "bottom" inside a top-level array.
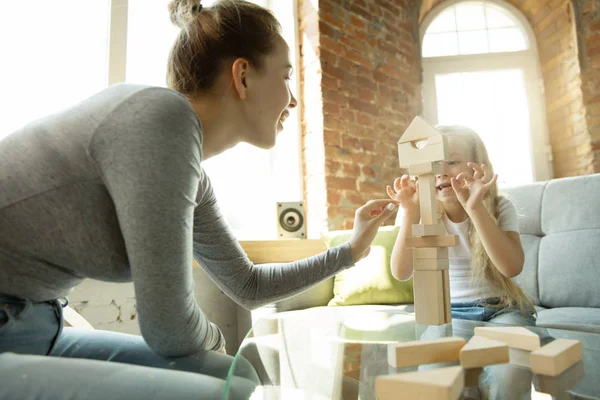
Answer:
[
  {"left": 501, "top": 181, "right": 546, "bottom": 237},
  {"left": 538, "top": 231, "right": 600, "bottom": 308},
  {"left": 512, "top": 234, "right": 540, "bottom": 304},
  {"left": 541, "top": 174, "right": 600, "bottom": 235},
  {"left": 536, "top": 307, "right": 600, "bottom": 334},
  {"left": 322, "top": 226, "right": 414, "bottom": 306}
]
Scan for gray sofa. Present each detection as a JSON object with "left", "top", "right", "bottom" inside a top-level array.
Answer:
[{"left": 242, "top": 173, "right": 600, "bottom": 333}]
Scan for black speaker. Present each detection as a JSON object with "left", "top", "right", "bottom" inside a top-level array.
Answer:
[{"left": 277, "top": 202, "right": 306, "bottom": 239}]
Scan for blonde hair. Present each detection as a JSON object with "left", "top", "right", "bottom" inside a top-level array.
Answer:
[
  {"left": 167, "top": 0, "right": 281, "bottom": 96},
  {"left": 436, "top": 125, "right": 536, "bottom": 314}
]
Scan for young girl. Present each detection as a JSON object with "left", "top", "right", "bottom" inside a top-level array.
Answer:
[
  {"left": 387, "top": 126, "right": 535, "bottom": 399},
  {"left": 388, "top": 125, "right": 536, "bottom": 400},
  {"left": 387, "top": 125, "right": 535, "bottom": 325}
]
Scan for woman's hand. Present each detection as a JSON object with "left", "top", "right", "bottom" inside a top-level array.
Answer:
[
  {"left": 450, "top": 162, "right": 498, "bottom": 213},
  {"left": 348, "top": 199, "right": 398, "bottom": 262},
  {"left": 386, "top": 175, "right": 419, "bottom": 213}
]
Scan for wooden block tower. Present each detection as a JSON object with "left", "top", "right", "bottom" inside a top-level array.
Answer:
[{"left": 397, "top": 116, "right": 458, "bottom": 325}]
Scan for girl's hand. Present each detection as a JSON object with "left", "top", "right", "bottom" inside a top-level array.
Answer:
[
  {"left": 450, "top": 162, "right": 498, "bottom": 213},
  {"left": 348, "top": 199, "right": 398, "bottom": 262},
  {"left": 386, "top": 175, "right": 419, "bottom": 213}
]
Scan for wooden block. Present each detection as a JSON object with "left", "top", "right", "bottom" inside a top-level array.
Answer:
[
  {"left": 406, "top": 235, "right": 459, "bottom": 248},
  {"left": 343, "top": 342, "right": 363, "bottom": 381},
  {"left": 398, "top": 139, "right": 449, "bottom": 169},
  {"left": 460, "top": 336, "right": 509, "bottom": 368},
  {"left": 398, "top": 116, "right": 442, "bottom": 143},
  {"left": 376, "top": 366, "right": 464, "bottom": 400},
  {"left": 464, "top": 368, "right": 482, "bottom": 387},
  {"left": 234, "top": 239, "right": 327, "bottom": 264},
  {"left": 408, "top": 162, "right": 444, "bottom": 176},
  {"left": 413, "top": 257, "right": 449, "bottom": 271},
  {"left": 413, "top": 270, "right": 445, "bottom": 325},
  {"left": 533, "top": 360, "right": 585, "bottom": 395},
  {"left": 530, "top": 339, "right": 583, "bottom": 376},
  {"left": 442, "top": 268, "right": 452, "bottom": 324},
  {"left": 474, "top": 326, "right": 541, "bottom": 351},
  {"left": 417, "top": 175, "right": 438, "bottom": 225},
  {"left": 508, "top": 347, "right": 531, "bottom": 367},
  {"left": 412, "top": 223, "right": 446, "bottom": 237},
  {"left": 414, "top": 247, "right": 448, "bottom": 259},
  {"left": 387, "top": 337, "right": 466, "bottom": 368}
]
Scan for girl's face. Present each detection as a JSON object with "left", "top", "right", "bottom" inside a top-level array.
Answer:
[
  {"left": 242, "top": 35, "right": 297, "bottom": 149},
  {"left": 435, "top": 137, "right": 474, "bottom": 201}
]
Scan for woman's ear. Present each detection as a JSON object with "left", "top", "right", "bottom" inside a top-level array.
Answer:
[{"left": 231, "top": 58, "right": 249, "bottom": 100}]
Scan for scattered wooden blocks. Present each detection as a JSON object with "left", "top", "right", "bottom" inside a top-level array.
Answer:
[
  {"left": 387, "top": 337, "right": 466, "bottom": 368},
  {"left": 464, "top": 367, "right": 482, "bottom": 387},
  {"left": 376, "top": 366, "right": 464, "bottom": 400},
  {"left": 413, "top": 270, "right": 445, "bottom": 325},
  {"left": 412, "top": 223, "right": 447, "bottom": 237},
  {"left": 474, "top": 326, "right": 541, "bottom": 351},
  {"left": 413, "top": 257, "right": 449, "bottom": 271},
  {"left": 530, "top": 339, "right": 583, "bottom": 376},
  {"left": 460, "top": 336, "right": 509, "bottom": 368},
  {"left": 408, "top": 162, "right": 444, "bottom": 176},
  {"left": 406, "top": 235, "right": 459, "bottom": 248}
]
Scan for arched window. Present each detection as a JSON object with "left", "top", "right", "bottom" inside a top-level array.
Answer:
[{"left": 421, "top": 1, "right": 553, "bottom": 185}]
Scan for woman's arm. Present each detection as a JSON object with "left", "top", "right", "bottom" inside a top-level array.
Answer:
[
  {"left": 90, "top": 87, "right": 225, "bottom": 357},
  {"left": 192, "top": 177, "right": 397, "bottom": 311}
]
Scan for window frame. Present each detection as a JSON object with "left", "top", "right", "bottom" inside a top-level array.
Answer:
[{"left": 421, "top": 0, "right": 554, "bottom": 183}]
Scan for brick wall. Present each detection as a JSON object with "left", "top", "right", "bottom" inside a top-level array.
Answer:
[
  {"left": 574, "top": 0, "right": 600, "bottom": 172},
  {"left": 420, "top": 0, "right": 598, "bottom": 177},
  {"left": 299, "top": 0, "right": 422, "bottom": 232}
]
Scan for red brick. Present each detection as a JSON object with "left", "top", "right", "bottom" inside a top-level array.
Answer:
[
  {"left": 324, "top": 129, "right": 342, "bottom": 145},
  {"left": 362, "top": 165, "right": 377, "bottom": 178},
  {"left": 323, "top": 101, "right": 341, "bottom": 116},
  {"left": 357, "top": 112, "right": 373, "bottom": 126},
  {"left": 346, "top": 50, "right": 372, "bottom": 68},
  {"left": 328, "top": 177, "right": 358, "bottom": 191},
  {"left": 360, "top": 139, "right": 376, "bottom": 152},
  {"left": 320, "top": 35, "right": 345, "bottom": 55},
  {"left": 350, "top": 15, "right": 366, "bottom": 29},
  {"left": 342, "top": 162, "right": 361, "bottom": 176},
  {"left": 327, "top": 189, "right": 342, "bottom": 206},
  {"left": 349, "top": 98, "right": 379, "bottom": 116}
]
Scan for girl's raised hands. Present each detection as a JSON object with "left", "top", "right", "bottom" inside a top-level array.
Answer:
[
  {"left": 450, "top": 162, "right": 498, "bottom": 212},
  {"left": 386, "top": 175, "right": 419, "bottom": 212}
]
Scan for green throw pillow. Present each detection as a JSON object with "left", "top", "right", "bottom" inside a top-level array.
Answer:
[{"left": 322, "top": 225, "right": 414, "bottom": 306}]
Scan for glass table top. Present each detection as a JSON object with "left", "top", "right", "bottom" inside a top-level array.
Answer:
[{"left": 223, "top": 307, "right": 600, "bottom": 400}]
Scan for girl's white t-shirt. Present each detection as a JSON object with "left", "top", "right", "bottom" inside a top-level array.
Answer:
[{"left": 442, "top": 197, "right": 520, "bottom": 302}]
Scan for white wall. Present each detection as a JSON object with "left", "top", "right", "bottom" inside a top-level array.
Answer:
[{"left": 68, "top": 268, "right": 242, "bottom": 353}]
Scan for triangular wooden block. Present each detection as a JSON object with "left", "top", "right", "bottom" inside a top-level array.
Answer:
[
  {"left": 460, "top": 336, "right": 509, "bottom": 368},
  {"left": 376, "top": 366, "right": 464, "bottom": 400},
  {"left": 474, "top": 326, "right": 540, "bottom": 351},
  {"left": 398, "top": 116, "right": 441, "bottom": 143}
]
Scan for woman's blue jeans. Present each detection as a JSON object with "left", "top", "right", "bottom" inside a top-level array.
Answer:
[{"left": 0, "top": 294, "right": 258, "bottom": 400}]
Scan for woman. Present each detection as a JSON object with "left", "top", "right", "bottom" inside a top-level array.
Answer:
[{"left": 0, "top": 1, "right": 396, "bottom": 399}]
